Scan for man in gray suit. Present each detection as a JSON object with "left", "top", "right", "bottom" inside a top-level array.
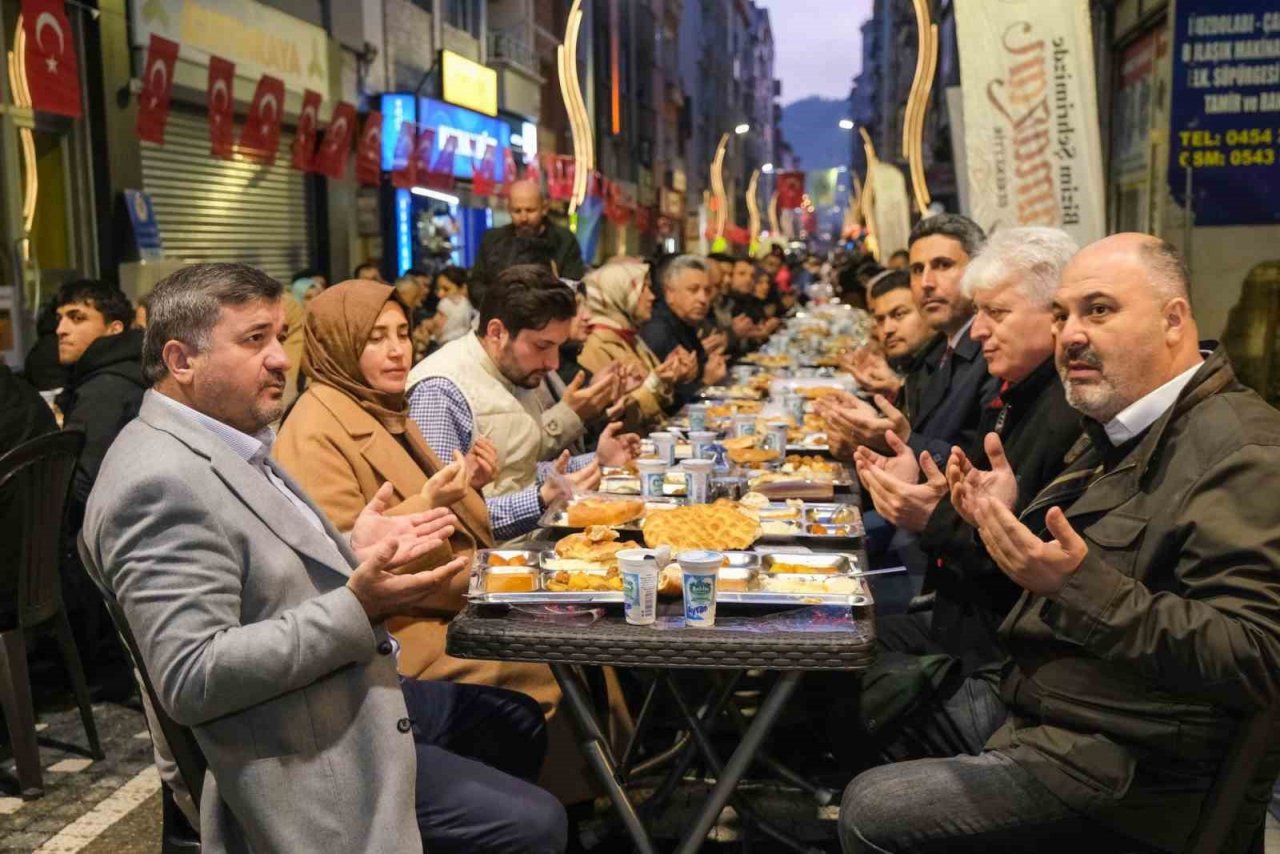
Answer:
[{"left": 81, "top": 263, "right": 566, "bottom": 853}]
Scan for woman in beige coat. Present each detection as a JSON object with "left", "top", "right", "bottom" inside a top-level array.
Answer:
[
  {"left": 275, "top": 281, "right": 626, "bottom": 802},
  {"left": 578, "top": 260, "right": 696, "bottom": 424}
]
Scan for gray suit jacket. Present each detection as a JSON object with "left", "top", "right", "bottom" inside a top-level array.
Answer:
[{"left": 80, "top": 392, "right": 419, "bottom": 853}]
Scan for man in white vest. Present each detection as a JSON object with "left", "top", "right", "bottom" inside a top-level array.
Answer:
[{"left": 407, "top": 264, "right": 638, "bottom": 541}]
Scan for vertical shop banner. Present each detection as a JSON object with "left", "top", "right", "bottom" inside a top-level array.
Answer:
[
  {"left": 314, "top": 101, "right": 356, "bottom": 180},
  {"left": 22, "top": 0, "right": 82, "bottom": 117},
  {"left": 954, "top": 0, "right": 1106, "bottom": 243},
  {"left": 776, "top": 171, "right": 805, "bottom": 209},
  {"left": 239, "top": 74, "right": 285, "bottom": 163},
  {"left": 869, "top": 161, "right": 913, "bottom": 259},
  {"left": 390, "top": 121, "right": 416, "bottom": 188},
  {"left": 291, "top": 89, "right": 323, "bottom": 172},
  {"left": 351, "top": 109, "right": 381, "bottom": 185},
  {"left": 207, "top": 56, "right": 236, "bottom": 159},
  {"left": 135, "top": 34, "right": 179, "bottom": 144},
  {"left": 1168, "top": 1, "right": 1280, "bottom": 225}
]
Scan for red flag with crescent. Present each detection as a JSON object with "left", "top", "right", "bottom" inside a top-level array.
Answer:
[
  {"left": 390, "top": 121, "right": 417, "bottom": 189},
  {"left": 22, "top": 0, "right": 82, "bottom": 117},
  {"left": 471, "top": 141, "right": 497, "bottom": 196},
  {"left": 777, "top": 171, "right": 806, "bottom": 209},
  {"left": 135, "top": 34, "right": 179, "bottom": 144},
  {"left": 352, "top": 109, "right": 381, "bottom": 185},
  {"left": 425, "top": 133, "right": 456, "bottom": 191},
  {"left": 313, "top": 101, "right": 357, "bottom": 180},
  {"left": 238, "top": 74, "right": 285, "bottom": 164},
  {"left": 410, "top": 126, "right": 435, "bottom": 188},
  {"left": 206, "top": 56, "right": 235, "bottom": 159},
  {"left": 498, "top": 147, "right": 519, "bottom": 195},
  {"left": 290, "top": 89, "right": 323, "bottom": 172}
]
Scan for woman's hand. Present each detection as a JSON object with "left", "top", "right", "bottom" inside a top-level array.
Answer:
[
  {"left": 465, "top": 437, "right": 498, "bottom": 490},
  {"left": 422, "top": 450, "right": 470, "bottom": 509}
]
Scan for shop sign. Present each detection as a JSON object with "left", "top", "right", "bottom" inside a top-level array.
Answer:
[
  {"left": 124, "top": 190, "right": 165, "bottom": 260},
  {"left": 441, "top": 50, "right": 498, "bottom": 117},
  {"left": 1111, "top": 28, "right": 1165, "bottom": 184},
  {"left": 132, "top": 0, "right": 329, "bottom": 97},
  {"left": 380, "top": 94, "right": 511, "bottom": 181},
  {"left": 1168, "top": 0, "right": 1280, "bottom": 225}
]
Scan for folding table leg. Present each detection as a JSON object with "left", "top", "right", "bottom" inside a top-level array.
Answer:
[
  {"left": 550, "top": 663, "right": 656, "bottom": 854},
  {"left": 643, "top": 670, "right": 743, "bottom": 814},
  {"left": 675, "top": 670, "right": 805, "bottom": 854}
]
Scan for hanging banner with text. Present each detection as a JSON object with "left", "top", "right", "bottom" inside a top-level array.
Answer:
[
  {"left": 1168, "top": 2, "right": 1280, "bottom": 226},
  {"left": 954, "top": 0, "right": 1105, "bottom": 243}
]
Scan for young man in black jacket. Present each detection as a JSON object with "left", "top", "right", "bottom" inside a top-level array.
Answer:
[
  {"left": 841, "top": 227, "right": 1083, "bottom": 766},
  {"left": 53, "top": 280, "right": 146, "bottom": 526}
]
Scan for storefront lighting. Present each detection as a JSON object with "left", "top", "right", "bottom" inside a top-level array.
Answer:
[
  {"left": 761, "top": 163, "right": 774, "bottom": 173},
  {"left": 710, "top": 132, "right": 730, "bottom": 241},
  {"left": 734, "top": 123, "right": 750, "bottom": 135},
  {"left": 396, "top": 189, "right": 412, "bottom": 276},
  {"left": 903, "top": 0, "right": 937, "bottom": 212},
  {"left": 558, "top": 0, "right": 593, "bottom": 215},
  {"left": 8, "top": 16, "right": 39, "bottom": 243},
  {"left": 838, "top": 119, "right": 855, "bottom": 130},
  {"left": 746, "top": 168, "right": 761, "bottom": 245},
  {"left": 410, "top": 186, "right": 461, "bottom": 206}
]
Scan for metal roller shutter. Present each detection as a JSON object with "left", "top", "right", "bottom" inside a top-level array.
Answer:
[{"left": 140, "top": 108, "right": 314, "bottom": 283}]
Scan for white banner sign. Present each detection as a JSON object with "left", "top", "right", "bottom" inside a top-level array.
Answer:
[{"left": 955, "top": 0, "right": 1105, "bottom": 243}]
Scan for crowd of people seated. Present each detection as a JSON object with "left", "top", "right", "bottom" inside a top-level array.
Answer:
[{"left": 2, "top": 181, "right": 1278, "bottom": 854}]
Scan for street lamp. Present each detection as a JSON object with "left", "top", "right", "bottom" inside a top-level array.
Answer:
[
  {"left": 761, "top": 162, "right": 774, "bottom": 173},
  {"left": 838, "top": 119, "right": 855, "bottom": 130},
  {"left": 734, "top": 123, "right": 751, "bottom": 135}
]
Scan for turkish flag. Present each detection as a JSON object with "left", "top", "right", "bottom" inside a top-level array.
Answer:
[
  {"left": 410, "top": 126, "right": 435, "bottom": 187},
  {"left": 777, "top": 171, "right": 806, "bottom": 209},
  {"left": 22, "top": 0, "right": 81, "bottom": 117},
  {"left": 290, "top": 89, "right": 323, "bottom": 172},
  {"left": 135, "top": 34, "right": 179, "bottom": 144},
  {"left": 725, "top": 224, "right": 752, "bottom": 246},
  {"left": 390, "top": 121, "right": 416, "bottom": 189},
  {"left": 353, "top": 110, "right": 382, "bottom": 185},
  {"left": 238, "top": 74, "right": 285, "bottom": 164},
  {"left": 546, "top": 154, "right": 575, "bottom": 201},
  {"left": 314, "top": 101, "right": 357, "bottom": 180},
  {"left": 498, "top": 147, "right": 519, "bottom": 195},
  {"left": 425, "top": 132, "right": 456, "bottom": 191},
  {"left": 206, "top": 56, "right": 235, "bottom": 159},
  {"left": 471, "top": 142, "right": 496, "bottom": 196}
]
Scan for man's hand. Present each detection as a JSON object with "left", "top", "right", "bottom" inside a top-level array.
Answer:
[
  {"left": 850, "top": 348, "right": 903, "bottom": 400},
  {"left": 563, "top": 370, "right": 619, "bottom": 422},
  {"left": 568, "top": 459, "right": 602, "bottom": 492},
  {"left": 351, "top": 483, "right": 460, "bottom": 570},
  {"left": 731, "top": 314, "right": 755, "bottom": 338},
  {"left": 702, "top": 352, "right": 728, "bottom": 386},
  {"left": 655, "top": 350, "right": 686, "bottom": 384},
  {"left": 974, "top": 501, "right": 1087, "bottom": 596},
  {"left": 675, "top": 347, "right": 700, "bottom": 383},
  {"left": 618, "top": 362, "right": 647, "bottom": 394},
  {"left": 346, "top": 538, "right": 469, "bottom": 624},
  {"left": 761, "top": 317, "right": 782, "bottom": 335},
  {"left": 465, "top": 436, "right": 498, "bottom": 490},
  {"left": 947, "top": 433, "right": 1019, "bottom": 527},
  {"left": 595, "top": 421, "right": 640, "bottom": 468},
  {"left": 701, "top": 329, "right": 728, "bottom": 357},
  {"left": 854, "top": 433, "right": 948, "bottom": 532}
]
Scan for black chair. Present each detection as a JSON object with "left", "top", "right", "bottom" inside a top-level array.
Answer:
[
  {"left": 0, "top": 431, "right": 102, "bottom": 799},
  {"left": 76, "top": 534, "right": 204, "bottom": 851},
  {"left": 1183, "top": 708, "right": 1276, "bottom": 854}
]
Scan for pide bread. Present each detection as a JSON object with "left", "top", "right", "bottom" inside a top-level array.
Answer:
[{"left": 565, "top": 497, "right": 644, "bottom": 527}]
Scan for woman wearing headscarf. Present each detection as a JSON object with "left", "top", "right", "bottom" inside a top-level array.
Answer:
[
  {"left": 274, "top": 281, "right": 621, "bottom": 805},
  {"left": 579, "top": 260, "right": 694, "bottom": 424}
]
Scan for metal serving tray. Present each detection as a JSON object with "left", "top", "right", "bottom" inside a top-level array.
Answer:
[
  {"left": 755, "top": 502, "right": 865, "bottom": 547},
  {"left": 536, "top": 498, "right": 683, "bottom": 536}
]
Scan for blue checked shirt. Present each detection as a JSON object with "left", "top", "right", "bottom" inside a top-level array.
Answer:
[{"left": 408, "top": 378, "right": 593, "bottom": 540}]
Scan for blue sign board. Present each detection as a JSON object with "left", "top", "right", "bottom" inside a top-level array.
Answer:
[
  {"left": 379, "top": 93, "right": 510, "bottom": 181},
  {"left": 1168, "top": 2, "right": 1280, "bottom": 225},
  {"left": 123, "top": 190, "right": 164, "bottom": 260}
]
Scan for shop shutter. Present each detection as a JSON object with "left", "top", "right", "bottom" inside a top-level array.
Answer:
[{"left": 140, "top": 108, "right": 314, "bottom": 283}]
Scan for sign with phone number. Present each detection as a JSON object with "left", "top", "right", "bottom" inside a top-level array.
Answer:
[{"left": 1168, "top": 1, "right": 1280, "bottom": 225}]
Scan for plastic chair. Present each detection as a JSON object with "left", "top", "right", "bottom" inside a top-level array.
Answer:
[
  {"left": 0, "top": 431, "right": 102, "bottom": 799},
  {"left": 1183, "top": 708, "right": 1276, "bottom": 854},
  {"left": 76, "top": 534, "right": 205, "bottom": 849}
]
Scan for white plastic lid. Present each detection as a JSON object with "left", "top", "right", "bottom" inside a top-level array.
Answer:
[
  {"left": 677, "top": 549, "right": 725, "bottom": 572},
  {"left": 636, "top": 458, "right": 667, "bottom": 471},
  {"left": 682, "top": 459, "right": 713, "bottom": 472}
]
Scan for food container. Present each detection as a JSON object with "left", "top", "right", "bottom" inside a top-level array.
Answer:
[
  {"left": 783, "top": 392, "right": 805, "bottom": 424},
  {"left": 732, "top": 414, "right": 757, "bottom": 438},
  {"left": 688, "top": 404, "right": 708, "bottom": 432},
  {"left": 636, "top": 458, "right": 668, "bottom": 499},
  {"left": 649, "top": 431, "right": 677, "bottom": 465},
  {"left": 760, "top": 553, "right": 856, "bottom": 575},
  {"left": 689, "top": 430, "right": 718, "bottom": 460},
  {"left": 678, "top": 549, "right": 724, "bottom": 627},
  {"left": 618, "top": 548, "right": 661, "bottom": 626},
  {"left": 761, "top": 420, "right": 789, "bottom": 454},
  {"left": 681, "top": 458, "right": 713, "bottom": 504}
]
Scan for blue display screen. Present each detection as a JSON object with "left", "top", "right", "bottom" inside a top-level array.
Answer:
[{"left": 378, "top": 93, "right": 510, "bottom": 180}]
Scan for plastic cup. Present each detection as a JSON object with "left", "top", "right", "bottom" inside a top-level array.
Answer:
[
  {"left": 762, "top": 420, "right": 789, "bottom": 454},
  {"left": 688, "top": 404, "right": 708, "bottom": 432},
  {"left": 732, "top": 414, "right": 757, "bottom": 438},
  {"left": 689, "top": 430, "right": 718, "bottom": 460},
  {"left": 618, "top": 549, "right": 661, "bottom": 626},
  {"left": 635, "top": 458, "right": 667, "bottom": 498},
  {"left": 682, "top": 458, "right": 713, "bottom": 504},
  {"left": 678, "top": 549, "right": 724, "bottom": 628},
  {"left": 784, "top": 393, "right": 805, "bottom": 424},
  {"left": 650, "top": 431, "right": 677, "bottom": 465}
]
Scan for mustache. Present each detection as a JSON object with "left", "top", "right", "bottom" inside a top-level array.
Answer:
[
  {"left": 262, "top": 371, "right": 286, "bottom": 389},
  {"left": 1060, "top": 343, "right": 1103, "bottom": 369}
]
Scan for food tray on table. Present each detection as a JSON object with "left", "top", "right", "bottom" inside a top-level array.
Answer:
[
  {"left": 697, "top": 385, "right": 763, "bottom": 401},
  {"left": 465, "top": 548, "right": 872, "bottom": 608},
  {"left": 753, "top": 502, "right": 865, "bottom": 547},
  {"left": 599, "top": 470, "right": 691, "bottom": 497},
  {"left": 537, "top": 497, "right": 683, "bottom": 537}
]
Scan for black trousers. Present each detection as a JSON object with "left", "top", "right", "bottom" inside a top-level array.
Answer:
[{"left": 400, "top": 678, "right": 567, "bottom": 853}]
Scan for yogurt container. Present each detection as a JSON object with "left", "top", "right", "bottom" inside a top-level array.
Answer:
[
  {"left": 678, "top": 549, "right": 724, "bottom": 628},
  {"left": 732, "top": 414, "right": 757, "bottom": 438},
  {"left": 784, "top": 393, "right": 805, "bottom": 424},
  {"left": 682, "top": 458, "right": 713, "bottom": 504},
  {"left": 649, "top": 431, "right": 677, "bottom": 465},
  {"left": 618, "top": 549, "right": 661, "bottom": 626},
  {"left": 762, "top": 420, "right": 790, "bottom": 453},
  {"left": 635, "top": 458, "right": 667, "bottom": 499},
  {"left": 689, "top": 430, "right": 718, "bottom": 459},
  {"left": 687, "top": 404, "right": 708, "bottom": 433}
]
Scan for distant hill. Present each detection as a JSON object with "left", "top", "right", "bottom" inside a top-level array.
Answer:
[{"left": 780, "top": 96, "right": 851, "bottom": 171}]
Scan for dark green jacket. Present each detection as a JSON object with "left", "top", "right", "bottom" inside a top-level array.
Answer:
[
  {"left": 469, "top": 221, "right": 586, "bottom": 309},
  {"left": 988, "top": 346, "right": 1280, "bottom": 852}
]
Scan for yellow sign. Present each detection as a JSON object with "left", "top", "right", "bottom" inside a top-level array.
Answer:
[{"left": 441, "top": 50, "right": 498, "bottom": 117}]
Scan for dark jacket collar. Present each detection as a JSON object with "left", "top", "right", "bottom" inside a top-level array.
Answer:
[
  {"left": 66, "top": 328, "right": 145, "bottom": 387},
  {"left": 1003, "top": 356, "right": 1059, "bottom": 406},
  {"left": 890, "top": 333, "right": 943, "bottom": 374}
]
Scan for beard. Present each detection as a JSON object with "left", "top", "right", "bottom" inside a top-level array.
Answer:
[
  {"left": 1057, "top": 342, "right": 1147, "bottom": 424},
  {"left": 496, "top": 344, "right": 546, "bottom": 389},
  {"left": 199, "top": 368, "right": 287, "bottom": 434}
]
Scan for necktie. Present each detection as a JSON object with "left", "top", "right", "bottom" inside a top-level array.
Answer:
[{"left": 938, "top": 343, "right": 955, "bottom": 370}]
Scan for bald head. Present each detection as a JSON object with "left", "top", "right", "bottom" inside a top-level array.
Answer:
[
  {"left": 509, "top": 180, "right": 547, "bottom": 236},
  {"left": 1053, "top": 232, "right": 1202, "bottom": 423}
]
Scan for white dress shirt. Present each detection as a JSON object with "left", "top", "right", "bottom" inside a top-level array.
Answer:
[{"left": 1103, "top": 357, "right": 1206, "bottom": 446}]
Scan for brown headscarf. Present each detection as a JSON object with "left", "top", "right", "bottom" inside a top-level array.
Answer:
[
  {"left": 302, "top": 280, "right": 493, "bottom": 547},
  {"left": 303, "top": 280, "right": 413, "bottom": 433}
]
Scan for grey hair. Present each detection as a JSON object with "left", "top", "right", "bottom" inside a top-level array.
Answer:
[
  {"left": 1139, "top": 239, "right": 1191, "bottom": 301},
  {"left": 142, "top": 263, "right": 283, "bottom": 384},
  {"left": 908, "top": 213, "right": 987, "bottom": 258},
  {"left": 960, "top": 226, "right": 1079, "bottom": 308},
  {"left": 661, "top": 254, "right": 709, "bottom": 291}
]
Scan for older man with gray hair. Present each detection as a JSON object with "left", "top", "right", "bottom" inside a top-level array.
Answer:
[
  {"left": 827, "top": 227, "right": 1084, "bottom": 774},
  {"left": 640, "top": 254, "right": 728, "bottom": 408}
]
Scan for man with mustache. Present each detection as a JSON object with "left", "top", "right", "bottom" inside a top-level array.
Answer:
[
  {"left": 840, "top": 270, "right": 938, "bottom": 418},
  {"left": 470, "top": 180, "right": 586, "bottom": 309},
  {"left": 823, "top": 215, "right": 999, "bottom": 463},
  {"left": 834, "top": 228, "right": 1082, "bottom": 773},
  {"left": 840, "top": 234, "right": 1280, "bottom": 853}
]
